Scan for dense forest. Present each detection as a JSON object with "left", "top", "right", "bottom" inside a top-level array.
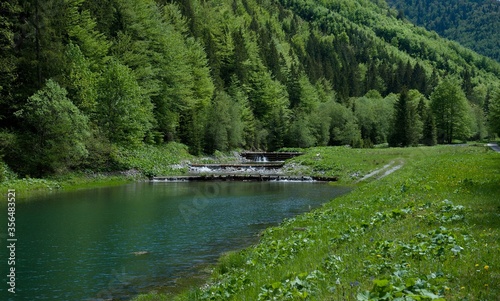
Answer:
[
  {"left": 387, "top": 0, "right": 500, "bottom": 62},
  {"left": 1, "top": 0, "right": 500, "bottom": 177}
]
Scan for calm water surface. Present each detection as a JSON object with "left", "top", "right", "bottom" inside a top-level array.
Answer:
[{"left": 0, "top": 182, "right": 350, "bottom": 300}]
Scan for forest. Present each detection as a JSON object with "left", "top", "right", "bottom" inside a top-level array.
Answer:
[
  {"left": 387, "top": 0, "right": 500, "bottom": 62},
  {"left": 1, "top": 0, "right": 500, "bottom": 178}
]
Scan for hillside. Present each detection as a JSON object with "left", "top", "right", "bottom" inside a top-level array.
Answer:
[
  {"left": 387, "top": 0, "right": 500, "bottom": 62},
  {"left": 1, "top": 0, "right": 500, "bottom": 178}
]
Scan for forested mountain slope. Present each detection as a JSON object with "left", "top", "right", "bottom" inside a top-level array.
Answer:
[
  {"left": 387, "top": 0, "right": 500, "bottom": 62},
  {"left": 1, "top": 0, "right": 500, "bottom": 177}
]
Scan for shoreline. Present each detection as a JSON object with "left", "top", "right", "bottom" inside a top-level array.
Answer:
[
  {"left": 134, "top": 145, "right": 500, "bottom": 300},
  {"left": 1, "top": 145, "right": 498, "bottom": 299},
  {"left": 0, "top": 173, "right": 140, "bottom": 201}
]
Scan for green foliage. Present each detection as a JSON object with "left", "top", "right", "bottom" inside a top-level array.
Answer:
[
  {"left": 141, "top": 145, "right": 499, "bottom": 301},
  {"left": 65, "top": 0, "right": 109, "bottom": 66},
  {"left": 205, "top": 92, "right": 245, "bottom": 153},
  {"left": 354, "top": 93, "right": 395, "bottom": 145},
  {"left": 430, "top": 77, "right": 472, "bottom": 143},
  {"left": 0, "top": 160, "right": 17, "bottom": 183},
  {"left": 358, "top": 273, "right": 446, "bottom": 301},
  {"left": 133, "top": 293, "right": 170, "bottom": 301},
  {"left": 0, "top": 0, "right": 19, "bottom": 116},
  {"left": 228, "top": 79, "right": 257, "bottom": 149},
  {"left": 488, "top": 87, "right": 500, "bottom": 137},
  {"left": 63, "top": 43, "right": 98, "bottom": 113},
  {"left": 15, "top": 79, "right": 90, "bottom": 175},
  {"left": 418, "top": 98, "right": 437, "bottom": 146},
  {"left": 389, "top": 89, "right": 423, "bottom": 147},
  {"left": 96, "top": 59, "right": 154, "bottom": 146},
  {"left": 3, "top": 0, "right": 500, "bottom": 173},
  {"left": 286, "top": 112, "right": 316, "bottom": 148},
  {"left": 258, "top": 270, "right": 325, "bottom": 300},
  {"left": 388, "top": 0, "right": 500, "bottom": 62},
  {"left": 321, "top": 100, "right": 362, "bottom": 146},
  {"left": 468, "top": 103, "right": 487, "bottom": 141},
  {"left": 112, "top": 142, "right": 192, "bottom": 177}
]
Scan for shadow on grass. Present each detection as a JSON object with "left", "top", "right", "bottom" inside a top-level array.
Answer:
[{"left": 466, "top": 179, "right": 500, "bottom": 230}]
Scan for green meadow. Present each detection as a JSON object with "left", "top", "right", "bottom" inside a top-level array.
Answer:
[{"left": 135, "top": 145, "right": 499, "bottom": 300}]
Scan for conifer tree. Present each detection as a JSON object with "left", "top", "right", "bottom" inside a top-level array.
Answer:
[
  {"left": 389, "top": 89, "right": 423, "bottom": 147},
  {"left": 418, "top": 99, "right": 437, "bottom": 146},
  {"left": 0, "top": 0, "right": 20, "bottom": 124},
  {"left": 389, "top": 88, "right": 411, "bottom": 147}
]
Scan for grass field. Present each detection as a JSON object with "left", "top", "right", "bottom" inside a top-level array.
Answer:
[{"left": 134, "top": 145, "right": 500, "bottom": 300}]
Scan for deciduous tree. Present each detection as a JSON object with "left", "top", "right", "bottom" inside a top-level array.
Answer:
[
  {"left": 15, "top": 80, "right": 89, "bottom": 175},
  {"left": 430, "top": 77, "right": 471, "bottom": 143},
  {"left": 488, "top": 87, "right": 500, "bottom": 137},
  {"left": 96, "top": 60, "right": 154, "bottom": 146}
]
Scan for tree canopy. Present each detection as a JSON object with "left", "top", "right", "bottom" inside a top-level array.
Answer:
[
  {"left": 431, "top": 77, "right": 472, "bottom": 144},
  {"left": 1, "top": 0, "right": 500, "bottom": 176},
  {"left": 387, "top": 0, "right": 500, "bottom": 62}
]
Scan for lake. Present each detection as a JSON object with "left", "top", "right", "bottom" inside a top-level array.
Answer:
[{"left": 0, "top": 181, "right": 350, "bottom": 300}]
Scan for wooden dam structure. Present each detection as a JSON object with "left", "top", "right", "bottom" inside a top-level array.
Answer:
[
  {"left": 151, "top": 151, "right": 338, "bottom": 182},
  {"left": 240, "top": 151, "right": 304, "bottom": 161}
]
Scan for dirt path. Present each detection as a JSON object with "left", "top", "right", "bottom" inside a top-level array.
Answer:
[
  {"left": 487, "top": 143, "right": 500, "bottom": 153},
  {"left": 356, "top": 159, "right": 404, "bottom": 183}
]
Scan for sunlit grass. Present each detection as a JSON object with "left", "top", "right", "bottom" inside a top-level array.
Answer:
[{"left": 136, "top": 145, "right": 499, "bottom": 300}]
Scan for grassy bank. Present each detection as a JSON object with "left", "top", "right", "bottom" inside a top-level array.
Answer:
[
  {"left": 0, "top": 142, "right": 193, "bottom": 200},
  {"left": 134, "top": 145, "right": 499, "bottom": 300},
  {"left": 0, "top": 173, "right": 136, "bottom": 200}
]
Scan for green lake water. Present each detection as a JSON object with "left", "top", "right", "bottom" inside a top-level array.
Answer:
[{"left": 0, "top": 182, "right": 350, "bottom": 300}]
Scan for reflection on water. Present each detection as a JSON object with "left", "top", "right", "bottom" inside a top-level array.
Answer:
[{"left": 0, "top": 182, "right": 350, "bottom": 300}]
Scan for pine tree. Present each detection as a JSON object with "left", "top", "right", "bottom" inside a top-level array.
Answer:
[
  {"left": 389, "top": 89, "right": 423, "bottom": 147},
  {"left": 389, "top": 88, "right": 411, "bottom": 147},
  {"left": 267, "top": 106, "right": 289, "bottom": 151},
  {"left": 16, "top": 0, "right": 67, "bottom": 95},
  {"left": 0, "top": 0, "right": 20, "bottom": 124},
  {"left": 228, "top": 78, "right": 256, "bottom": 149},
  {"left": 286, "top": 63, "right": 302, "bottom": 109},
  {"left": 205, "top": 92, "right": 239, "bottom": 153},
  {"left": 65, "top": 0, "right": 109, "bottom": 68},
  {"left": 418, "top": 99, "right": 437, "bottom": 146}
]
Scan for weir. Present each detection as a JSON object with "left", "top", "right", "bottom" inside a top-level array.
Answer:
[
  {"left": 152, "top": 151, "right": 337, "bottom": 182},
  {"left": 240, "top": 152, "right": 303, "bottom": 162},
  {"left": 151, "top": 175, "right": 338, "bottom": 182}
]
